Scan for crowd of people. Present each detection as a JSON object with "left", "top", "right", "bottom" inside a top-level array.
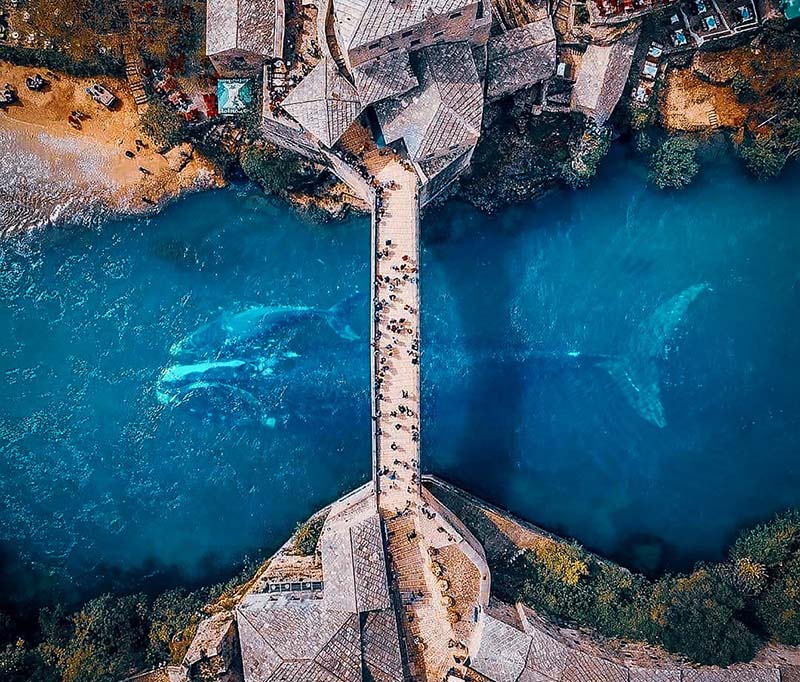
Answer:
[{"left": 372, "top": 176, "right": 422, "bottom": 517}]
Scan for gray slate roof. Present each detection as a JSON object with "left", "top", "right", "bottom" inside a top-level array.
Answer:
[
  {"left": 471, "top": 613, "right": 531, "bottom": 682},
  {"left": 374, "top": 42, "right": 483, "bottom": 162},
  {"left": 280, "top": 58, "right": 363, "bottom": 148},
  {"left": 206, "top": 0, "right": 282, "bottom": 58},
  {"left": 332, "top": 0, "right": 475, "bottom": 53},
  {"left": 352, "top": 51, "right": 419, "bottom": 106},
  {"left": 486, "top": 17, "right": 556, "bottom": 101},
  {"left": 571, "top": 28, "right": 640, "bottom": 125},
  {"left": 236, "top": 502, "right": 402, "bottom": 682}
]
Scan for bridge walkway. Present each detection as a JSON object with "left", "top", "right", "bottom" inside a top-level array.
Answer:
[{"left": 370, "top": 160, "right": 461, "bottom": 682}]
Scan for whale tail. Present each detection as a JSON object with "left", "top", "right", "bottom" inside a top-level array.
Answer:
[
  {"left": 599, "top": 283, "right": 710, "bottom": 428},
  {"left": 324, "top": 292, "right": 364, "bottom": 341}
]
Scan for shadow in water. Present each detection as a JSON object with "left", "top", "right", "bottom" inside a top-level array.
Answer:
[{"left": 421, "top": 209, "right": 521, "bottom": 505}]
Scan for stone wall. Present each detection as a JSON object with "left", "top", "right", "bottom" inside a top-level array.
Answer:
[{"left": 348, "top": 2, "right": 488, "bottom": 67}]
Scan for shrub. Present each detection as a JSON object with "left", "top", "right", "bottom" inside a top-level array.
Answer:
[
  {"left": 730, "top": 509, "right": 800, "bottom": 566},
  {"left": 292, "top": 515, "right": 326, "bottom": 556},
  {"left": 240, "top": 144, "right": 305, "bottom": 195},
  {"left": 755, "top": 554, "right": 800, "bottom": 644},
  {"left": 139, "top": 100, "right": 189, "bottom": 151},
  {"left": 732, "top": 73, "right": 759, "bottom": 104},
  {"left": 648, "top": 136, "right": 700, "bottom": 189},
  {"left": 731, "top": 557, "right": 768, "bottom": 596},
  {"left": 652, "top": 567, "right": 760, "bottom": 665}
]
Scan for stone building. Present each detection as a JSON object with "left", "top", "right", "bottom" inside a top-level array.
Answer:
[
  {"left": 571, "top": 28, "right": 640, "bottom": 125},
  {"left": 331, "top": 0, "right": 492, "bottom": 69},
  {"left": 206, "top": 0, "right": 285, "bottom": 77},
  {"left": 235, "top": 489, "right": 405, "bottom": 682}
]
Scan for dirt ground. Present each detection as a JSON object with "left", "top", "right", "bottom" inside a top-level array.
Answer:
[
  {"left": 0, "top": 61, "right": 222, "bottom": 217},
  {"left": 660, "top": 67, "right": 749, "bottom": 132},
  {"left": 660, "top": 46, "right": 797, "bottom": 134}
]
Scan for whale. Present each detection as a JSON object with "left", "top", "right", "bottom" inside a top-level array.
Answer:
[
  {"left": 170, "top": 293, "right": 363, "bottom": 359},
  {"left": 525, "top": 283, "right": 711, "bottom": 428},
  {"left": 159, "top": 285, "right": 708, "bottom": 430},
  {"left": 156, "top": 359, "right": 259, "bottom": 404}
]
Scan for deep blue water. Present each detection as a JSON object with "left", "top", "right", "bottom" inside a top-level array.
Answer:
[{"left": 1, "top": 147, "right": 799, "bottom": 607}]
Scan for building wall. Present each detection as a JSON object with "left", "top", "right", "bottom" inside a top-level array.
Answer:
[
  {"left": 209, "top": 49, "right": 269, "bottom": 78},
  {"left": 417, "top": 147, "right": 474, "bottom": 206},
  {"left": 347, "top": 1, "right": 489, "bottom": 67}
]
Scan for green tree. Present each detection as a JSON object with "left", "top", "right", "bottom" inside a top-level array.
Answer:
[
  {"left": 739, "top": 137, "right": 787, "bottom": 180},
  {"left": 755, "top": 555, "right": 800, "bottom": 644},
  {"left": 648, "top": 136, "right": 700, "bottom": 189},
  {"left": 58, "top": 593, "right": 149, "bottom": 682},
  {"left": 139, "top": 101, "right": 188, "bottom": 151},
  {"left": 650, "top": 567, "right": 761, "bottom": 665},
  {"left": 240, "top": 144, "right": 305, "bottom": 195},
  {"left": 146, "top": 589, "right": 204, "bottom": 666}
]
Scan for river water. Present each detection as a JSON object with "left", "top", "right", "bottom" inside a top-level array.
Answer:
[{"left": 1, "top": 146, "right": 799, "bottom": 608}]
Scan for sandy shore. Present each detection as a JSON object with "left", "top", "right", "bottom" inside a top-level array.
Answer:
[{"left": 0, "top": 61, "right": 224, "bottom": 236}]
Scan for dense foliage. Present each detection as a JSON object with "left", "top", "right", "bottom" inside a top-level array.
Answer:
[
  {"left": 495, "top": 509, "right": 800, "bottom": 666},
  {"left": 648, "top": 136, "right": 700, "bottom": 189},
  {"left": 139, "top": 100, "right": 190, "bottom": 151},
  {"left": 0, "top": 565, "right": 257, "bottom": 682},
  {"left": 240, "top": 144, "right": 307, "bottom": 195}
]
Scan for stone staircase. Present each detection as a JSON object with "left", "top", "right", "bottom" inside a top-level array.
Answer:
[
  {"left": 122, "top": 36, "right": 149, "bottom": 113},
  {"left": 708, "top": 108, "right": 720, "bottom": 127},
  {"left": 385, "top": 515, "right": 455, "bottom": 682}
]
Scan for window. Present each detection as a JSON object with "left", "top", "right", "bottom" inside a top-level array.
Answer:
[
  {"left": 369, "top": 41, "right": 380, "bottom": 49},
  {"left": 402, "top": 30, "right": 413, "bottom": 37},
  {"left": 449, "top": 11, "right": 462, "bottom": 17},
  {"left": 433, "top": 30, "right": 444, "bottom": 37},
  {"left": 410, "top": 39, "right": 421, "bottom": 46}
]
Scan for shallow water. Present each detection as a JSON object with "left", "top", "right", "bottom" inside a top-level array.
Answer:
[{"left": 1, "top": 148, "right": 799, "bottom": 607}]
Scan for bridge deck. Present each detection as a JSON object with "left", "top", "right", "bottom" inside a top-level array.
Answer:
[
  {"left": 372, "top": 159, "right": 421, "bottom": 517},
  {"left": 371, "top": 160, "right": 459, "bottom": 681}
]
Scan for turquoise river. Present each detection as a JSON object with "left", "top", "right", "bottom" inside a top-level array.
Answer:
[{"left": 1, "top": 146, "right": 799, "bottom": 609}]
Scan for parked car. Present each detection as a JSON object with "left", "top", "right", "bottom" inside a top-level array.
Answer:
[
  {"left": 86, "top": 83, "right": 117, "bottom": 108},
  {"left": 25, "top": 73, "right": 47, "bottom": 91},
  {"left": 0, "top": 83, "right": 17, "bottom": 107}
]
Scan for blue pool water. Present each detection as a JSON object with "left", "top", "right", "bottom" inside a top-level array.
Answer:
[{"left": 1, "top": 148, "right": 799, "bottom": 607}]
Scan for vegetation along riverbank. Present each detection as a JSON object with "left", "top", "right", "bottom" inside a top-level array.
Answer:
[{"left": 3, "top": 498, "right": 800, "bottom": 681}]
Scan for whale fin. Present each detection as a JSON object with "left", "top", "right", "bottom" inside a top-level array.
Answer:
[
  {"left": 324, "top": 292, "right": 363, "bottom": 341},
  {"left": 600, "top": 284, "right": 710, "bottom": 428},
  {"left": 598, "top": 357, "right": 666, "bottom": 428}
]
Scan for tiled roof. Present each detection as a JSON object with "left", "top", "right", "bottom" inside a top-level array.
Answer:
[
  {"left": 486, "top": 18, "right": 556, "bottom": 101},
  {"left": 352, "top": 51, "right": 419, "bottom": 106},
  {"left": 374, "top": 42, "right": 483, "bottom": 162},
  {"left": 361, "top": 610, "right": 405, "bottom": 682},
  {"left": 417, "top": 144, "right": 470, "bottom": 180},
  {"left": 571, "top": 28, "right": 640, "bottom": 125},
  {"left": 332, "top": 0, "right": 475, "bottom": 53},
  {"left": 206, "top": 0, "right": 281, "bottom": 58},
  {"left": 352, "top": 515, "right": 392, "bottom": 613},
  {"left": 281, "top": 58, "right": 363, "bottom": 148},
  {"left": 561, "top": 650, "right": 627, "bottom": 682},
  {"left": 471, "top": 613, "right": 531, "bottom": 682},
  {"left": 236, "top": 501, "right": 402, "bottom": 682}
]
